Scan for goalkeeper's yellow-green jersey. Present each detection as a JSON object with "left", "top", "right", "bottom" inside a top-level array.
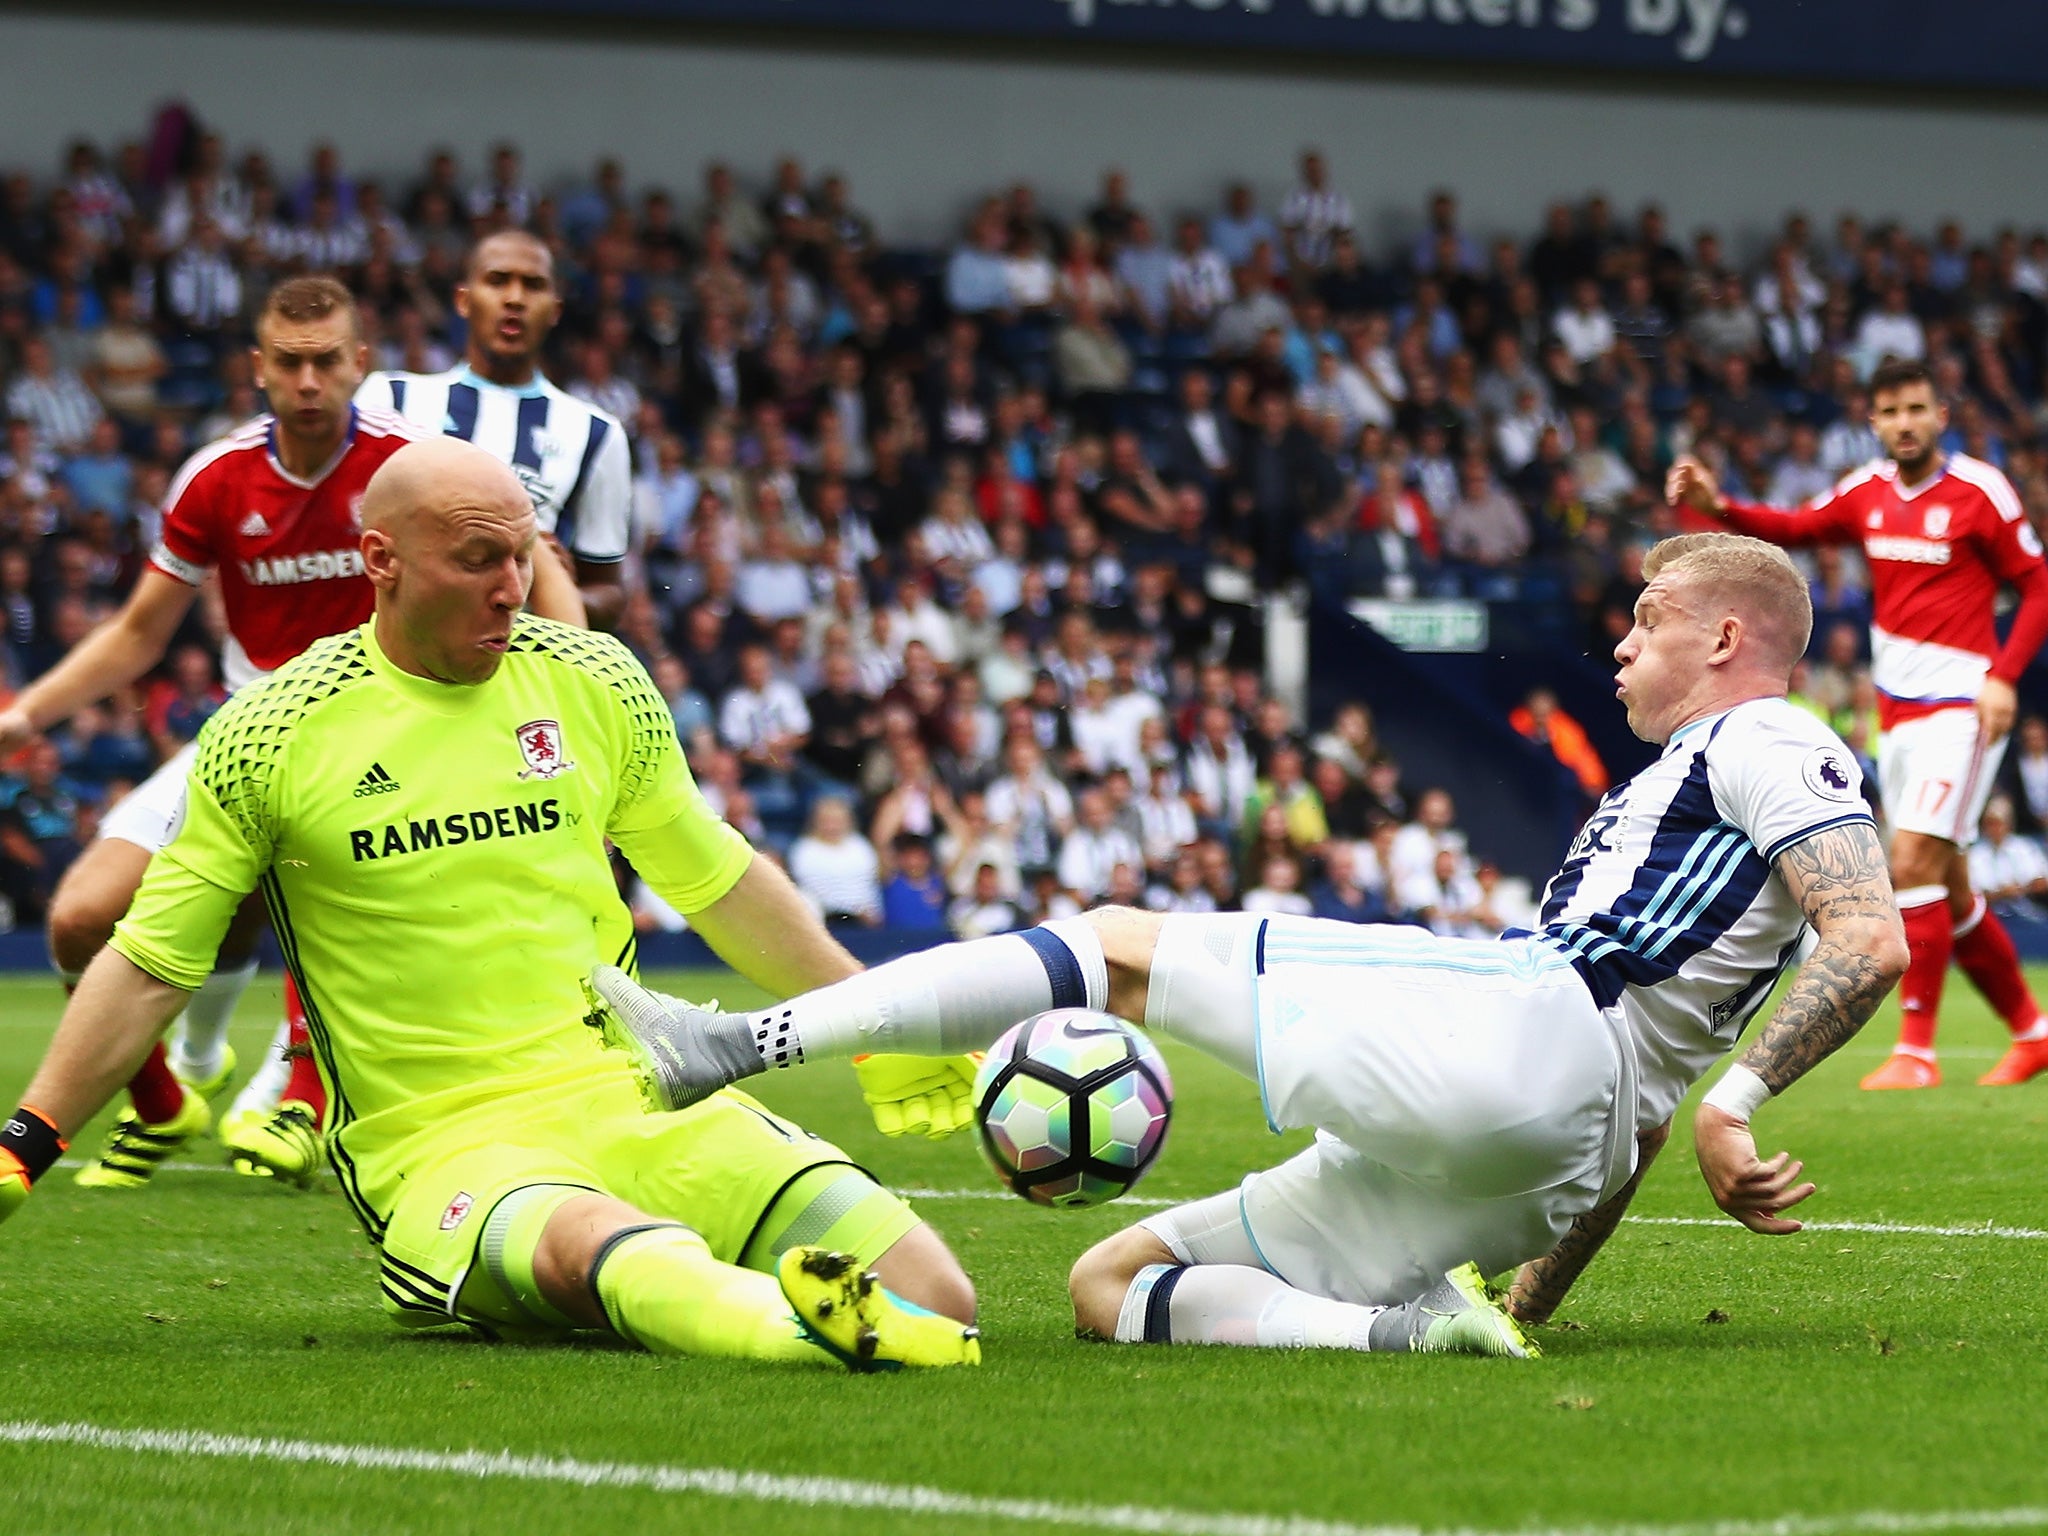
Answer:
[{"left": 109, "top": 615, "right": 754, "bottom": 1239}]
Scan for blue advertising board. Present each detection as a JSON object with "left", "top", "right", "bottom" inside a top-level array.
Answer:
[{"left": 349, "top": 1, "right": 2048, "bottom": 93}]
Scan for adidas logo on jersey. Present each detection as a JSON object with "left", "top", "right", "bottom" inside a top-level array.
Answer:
[
  {"left": 353, "top": 763, "right": 401, "bottom": 798},
  {"left": 239, "top": 511, "right": 272, "bottom": 538}
]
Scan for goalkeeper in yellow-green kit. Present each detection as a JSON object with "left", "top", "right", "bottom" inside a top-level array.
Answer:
[{"left": 0, "top": 436, "right": 979, "bottom": 1371}]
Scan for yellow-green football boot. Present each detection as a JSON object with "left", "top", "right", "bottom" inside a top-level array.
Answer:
[
  {"left": 220, "top": 1100, "right": 322, "bottom": 1187},
  {"left": 776, "top": 1247, "right": 981, "bottom": 1372},
  {"left": 73, "top": 1090, "right": 212, "bottom": 1190}
]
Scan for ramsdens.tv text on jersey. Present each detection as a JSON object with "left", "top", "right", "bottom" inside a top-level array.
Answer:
[{"left": 350, "top": 798, "right": 562, "bottom": 862}]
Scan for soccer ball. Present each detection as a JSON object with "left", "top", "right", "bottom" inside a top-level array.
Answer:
[{"left": 973, "top": 1008, "right": 1173, "bottom": 1208}]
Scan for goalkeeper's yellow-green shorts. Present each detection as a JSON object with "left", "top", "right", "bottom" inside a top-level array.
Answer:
[{"left": 377, "top": 1086, "right": 918, "bottom": 1336}]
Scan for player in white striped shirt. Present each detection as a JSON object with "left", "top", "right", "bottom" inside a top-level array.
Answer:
[
  {"left": 594, "top": 533, "right": 1908, "bottom": 1357},
  {"left": 5, "top": 337, "right": 102, "bottom": 454},
  {"left": 359, "top": 231, "right": 630, "bottom": 627},
  {"left": 1167, "top": 217, "right": 1234, "bottom": 326},
  {"left": 1279, "top": 150, "right": 1353, "bottom": 272}
]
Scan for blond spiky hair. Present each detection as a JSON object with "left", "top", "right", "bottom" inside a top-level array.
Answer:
[{"left": 1643, "top": 532, "right": 1813, "bottom": 665}]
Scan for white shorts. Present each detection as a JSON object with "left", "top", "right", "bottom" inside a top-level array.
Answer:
[
  {"left": 98, "top": 742, "right": 195, "bottom": 852},
  {"left": 1142, "top": 918, "right": 1636, "bottom": 1307},
  {"left": 1879, "top": 708, "right": 2004, "bottom": 845}
]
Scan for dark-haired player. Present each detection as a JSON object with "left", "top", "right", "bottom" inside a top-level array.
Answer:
[
  {"left": 1669, "top": 358, "right": 2048, "bottom": 1088},
  {"left": 361, "top": 230, "right": 629, "bottom": 629}
]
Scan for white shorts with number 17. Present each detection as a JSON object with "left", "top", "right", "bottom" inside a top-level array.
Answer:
[
  {"left": 1878, "top": 706, "right": 2003, "bottom": 845},
  {"left": 1141, "top": 918, "right": 1638, "bottom": 1307}
]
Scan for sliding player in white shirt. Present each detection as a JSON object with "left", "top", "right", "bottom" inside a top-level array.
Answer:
[
  {"left": 360, "top": 230, "right": 629, "bottom": 628},
  {"left": 590, "top": 533, "right": 1908, "bottom": 1355}
]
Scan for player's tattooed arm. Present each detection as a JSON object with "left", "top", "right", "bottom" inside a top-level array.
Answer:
[
  {"left": 1743, "top": 821, "right": 1909, "bottom": 1093},
  {"left": 1506, "top": 1121, "right": 1670, "bottom": 1326}
]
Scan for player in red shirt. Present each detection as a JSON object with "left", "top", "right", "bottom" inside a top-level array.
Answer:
[
  {"left": 0, "top": 276, "right": 581, "bottom": 1186},
  {"left": 1667, "top": 358, "right": 2048, "bottom": 1089}
]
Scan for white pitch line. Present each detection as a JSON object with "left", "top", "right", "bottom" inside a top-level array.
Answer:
[
  {"left": 0, "top": 1420, "right": 1441, "bottom": 1536},
  {"left": 899, "top": 1189, "right": 2048, "bottom": 1241},
  {"left": 45, "top": 1168, "right": 2048, "bottom": 1241},
  {"left": 4, "top": 1420, "right": 2048, "bottom": 1536},
  {"left": 1621, "top": 1215, "right": 2048, "bottom": 1241}
]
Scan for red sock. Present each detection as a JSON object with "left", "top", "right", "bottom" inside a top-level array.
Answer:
[
  {"left": 1896, "top": 891, "right": 1953, "bottom": 1055},
  {"left": 127, "top": 1042, "right": 186, "bottom": 1124},
  {"left": 1952, "top": 898, "right": 2046, "bottom": 1039},
  {"left": 282, "top": 975, "right": 327, "bottom": 1117}
]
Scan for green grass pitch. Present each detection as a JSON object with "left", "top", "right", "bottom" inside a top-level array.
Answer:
[{"left": 2, "top": 967, "right": 2046, "bottom": 1535}]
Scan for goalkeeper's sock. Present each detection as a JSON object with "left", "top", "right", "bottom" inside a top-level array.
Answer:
[
  {"left": 166, "top": 960, "right": 257, "bottom": 1085},
  {"left": 739, "top": 920, "right": 1108, "bottom": 1067},
  {"left": 1115, "top": 1264, "right": 1385, "bottom": 1350},
  {"left": 473, "top": 1184, "right": 599, "bottom": 1332},
  {"left": 592, "top": 1223, "right": 824, "bottom": 1362},
  {"left": 127, "top": 1043, "right": 186, "bottom": 1125}
]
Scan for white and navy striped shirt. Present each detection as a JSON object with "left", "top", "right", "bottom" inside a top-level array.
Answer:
[
  {"left": 294, "top": 220, "right": 370, "bottom": 271},
  {"left": 1168, "top": 249, "right": 1235, "bottom": 320},
  {"left": 1278, "top": 185, "right": 1354, "bottom": 269},
  {"left": 357, "top": 365, "right": 630, "bottom": 564},
  {"left": 5, "top": 368, "right": 103, "bottom": 453},
  {"left": 164, "top": 247, "right": 243, "bottom": 331},
  {"left": 1534, "top": 697, "right": 1873, "bottom": 1131}
]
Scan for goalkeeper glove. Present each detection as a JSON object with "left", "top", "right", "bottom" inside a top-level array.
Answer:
[
  {"left": 0, "top": 1106, "right": 65, "bottom": 1225},
  {"left": 853, "top": 1053, "right": 983, "bottom": 1140}
]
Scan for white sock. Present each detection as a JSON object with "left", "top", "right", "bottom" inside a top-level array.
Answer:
[
  {"left": 227, "top": 1018, "right": 293, "bottom": 1119},
  {"left": 1113, "top": 1263, "right": 1384, "bottom": 1349},
  {"left": 167, "top": 960, "right": 258, "bottom": 1081},
  {"left": 1038, "top": 917, "right": 1110, "bottom": 1010},
  {"left": 746, "top": 925, "right": 1108, "bottom": 1066}
]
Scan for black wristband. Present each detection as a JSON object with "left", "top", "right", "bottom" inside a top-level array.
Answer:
[{"left": 1, "top": 1106, "right": 64, "bottom": 1182}]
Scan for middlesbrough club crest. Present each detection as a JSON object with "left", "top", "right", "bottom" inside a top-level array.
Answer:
[{"left": 515, "top": 718, "right": 576, "bottom": 780}]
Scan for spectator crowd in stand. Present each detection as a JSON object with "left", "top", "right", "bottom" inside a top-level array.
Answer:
[{"left": 2, "top": 115, "right": 2048, "bottom": 936}]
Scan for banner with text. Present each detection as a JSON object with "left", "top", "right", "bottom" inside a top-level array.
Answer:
[
  {"left": 1348, "top": 598, "right": 1491, "bottom": 654},
  {"left": 363, "top": 0, "right": 2048, "bottom": 92}
]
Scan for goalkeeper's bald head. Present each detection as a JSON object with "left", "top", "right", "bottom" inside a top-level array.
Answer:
[
  {"left": 360, "top": 435, "right": 528, "bottom": 548},
  {"left": 360, "top": 436, "right": 538, "bottom": 685}
]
